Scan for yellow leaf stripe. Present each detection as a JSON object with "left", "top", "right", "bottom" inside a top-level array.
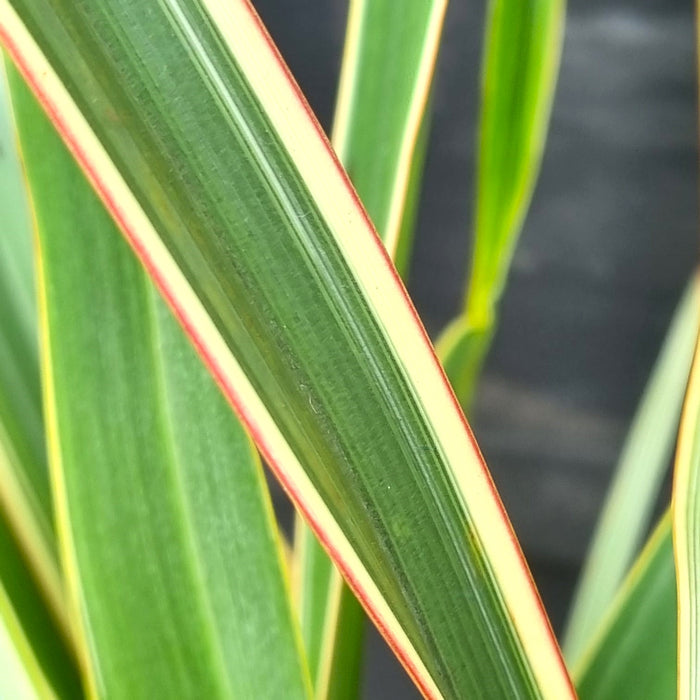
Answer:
[
  {"left": 673, "top": 300, "right": 700, "bottom": 700},
  {"left": 332, "top": 0, "right": 447, "bottom": 256},
  {"left": 0, "top": 2, "right": 572, "bottom": 696}
]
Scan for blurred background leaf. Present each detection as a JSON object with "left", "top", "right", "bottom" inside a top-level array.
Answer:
[
  {"left": 9, "top": 64, "right": 311, "bottom": 699},
  {"left": 563, "top": 278, "right": 698, "bottom": 664},
  {"left": 575, "top": 512, "right": 675, "bottom": 700},
  {"left": 0, "top": 63, "right": 68, "bottom": 638},
  {"left": 672, "top": 289, "right": 700, "bottom": 700},
  {"left": 0, "top": 507, "right": 81, "bottom": 698},
  {"left": 437, "top": 0, "right": 565, "bottom": 410},
  {"left": 0, "top": 59, "right": 80, "bottom": 697}
]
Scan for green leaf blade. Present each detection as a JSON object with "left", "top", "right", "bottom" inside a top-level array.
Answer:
[
  {"left": 438, "top": 0, "right": 564, "bottom": 408},
  {"left": 317, "top": 579, "right": 365, "bottom": 700},
  {"left": 0, "top": 67, "right": 41, "bottom": 489},
  {"left": 295, "top": 524, "right": 364, "bottom": 700},
  {"left": 575, "top": 513, "right": 676, "bottom": 700},
  {"left": 467, "top": 0, "right": 564, "bottom": 325},
  {"left": 294, "top": 523, "right": 335, "bottom": 688},
  {"left": 0, "top": 63, "right": 65, "bottom": 626},
  {"left": 0, "top": 506, "right": 82, "bottom": 699},
  {"left": 564, "top": 279, "right": 699, "bottom": 665},
  {"left": 435, "top": 321, "right": 493, "bottom": 414},
  {"left": 0, "top": 591, "right": 54, "bottom": 700},
  {"left": 295, "top": 2, "right": 446, "bottom": 693},
  {"left": 1, "top": 1, "right": 572, "bottom": 696},
  {"left": 672, "top": 287, "right": 700, "bottom": 699},
  {"left": 332, "top": 0, "right": 445, "bottom": 271},
  {"left": 9, "top": 66, "right": 311, "bottom": 699}
]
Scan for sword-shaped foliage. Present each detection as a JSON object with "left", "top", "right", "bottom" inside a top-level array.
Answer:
[
  {"left": 9, "top": 64, "right": 311, "bottom": 698},
  {"left": 438, "top": 0, "right": 565, "bottom": 408},
  {"left": 0, "top": 1, "right": 572, "bottom": 696},
  {"left": 294, "top": 3, "right": 446, "bottom": 696}
]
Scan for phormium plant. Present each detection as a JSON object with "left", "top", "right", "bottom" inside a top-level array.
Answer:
[{"left": 0, "top": 0, "right": 695, "bottom": 698}]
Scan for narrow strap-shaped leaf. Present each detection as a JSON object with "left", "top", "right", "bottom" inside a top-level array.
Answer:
[
  {"left": 9, "top": 66, "right": 311, "bottom": 698},
  {"left": 294, "top": 512, "right": 364, "bottom": 700},
  {"left": 0, "top": 64, "right": 69, "bottom": 641},
  {"left": 332, "top": 0, "right": 445, "bottom": 274},
  {"left": 0, "top": 56, "right": 81, "bottom": 696},
  {"left": 0, "top": 2, "right": 572, "bottom": 696},
  {"left": 294, "top": 2, "right": 447, "bottom": 695},
  {"left": 314, "top": 571, "right": 365, "bottom": 700},
  {"left": 293, "top": 524, "right": 338, "bottom": 692},
  {"left": 575, "top": 512, "right": 676, "bottom": 700},
  {"left": 437, "top": 0, "right": 565, "bottom": 408},
  {"left": 673, "top": 293, "right": 700, "bottom": 700},
  {"left": 564, "top": 279, "right": 699, "bottom": 664}
]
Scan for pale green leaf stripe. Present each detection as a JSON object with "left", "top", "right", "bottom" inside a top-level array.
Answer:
[
  {"left": 575, "top": 512, "right": 676, "bottom": 700},
  {"left": 295, "top": 2, "right": 447, "bottom": 694},
  {"left": 564, "top": 278, "right": 699, "bottom": 664},
  {"left": 0, "top": 505, "right": 82, "bottom": 698},
  {"left": 437, "top": 0, "right": 565, "bottom": 407},
  {"left": 0, "top": 1, "right": 573, "bottom": 696},
  {"left": 673, "top": 292, "right": 700, "bottom": 700},
  {"left": 9, "top": 67, "right": 311, "bottom": 698},
  {"left": 0, "top": 65, "right": 69, "bottom": 638}
]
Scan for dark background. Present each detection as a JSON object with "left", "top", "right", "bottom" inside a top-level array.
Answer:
[{"left": 253, "top": 1, "right": 698, "bottom": 696}]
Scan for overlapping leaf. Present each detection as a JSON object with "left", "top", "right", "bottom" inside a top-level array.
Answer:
[
  {"left": 0, "top": 1, "right": 572, "bottom": 696},
  {"left": 0, "top": 65, "right": 66, "bottom": 630},
  {"left": 0, "top": 508, "right": 81, "bottom": 698},
  {"left": 564, "top": 279, "right": 698, "bottom": 664},
  {"left": 294, "top": 2, "right": 447, "bottom": 695},
  {"left": 9, "top": 65, "right": 311, "bottom": 698},
  {"left": 0, "top": 61, "right": 79, "bottom": 697},
  {"left": 672, "top": 299, "right": 700, "bottom": 700},
  {"left": 575, "top": 513, "right": 675, "bottom": 700},
  {"left": 332, "top": 0, "right": 445, "bottom": 275}
]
